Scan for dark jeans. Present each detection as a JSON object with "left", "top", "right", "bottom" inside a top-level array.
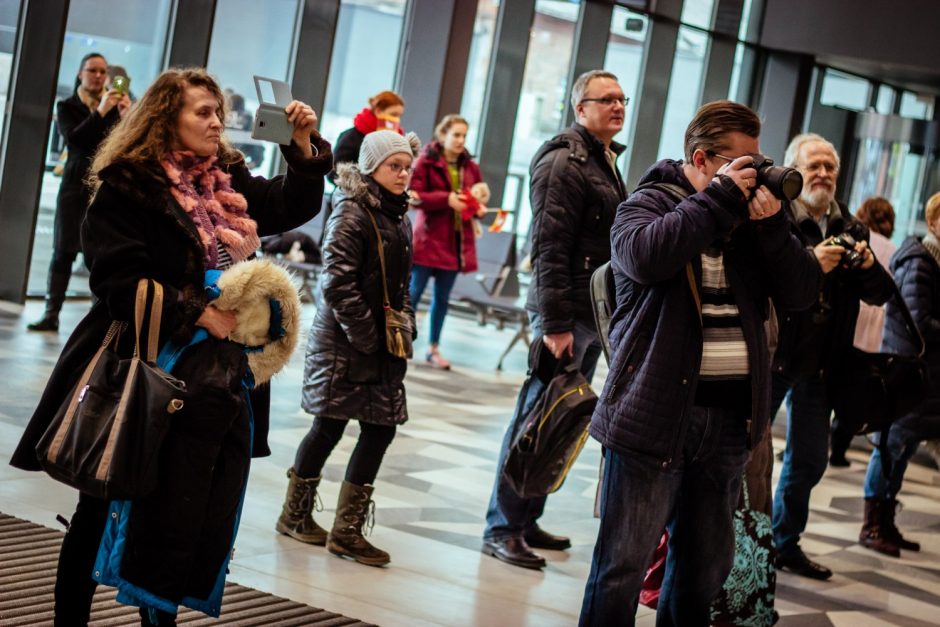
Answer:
[
  {"left": 579, "top": 407, "right": 749, "bottom": 627},
  {"left": 864, "top": 421, "right": 920, "bottom": 499},
  {"left": 770, "top": 371, "right": 831, "bottom": 553},
  {"left": 409, "top": 264, "right": 459, "bottom": 346},
  {"left": 294, "top": 416, "right": 396, "bottom": 486},
  {"left": 483, "top": 312, "right": 601, "bottom": 540},
  {"left": 55, "top": 492, "right": 176, "bottom": 626}
]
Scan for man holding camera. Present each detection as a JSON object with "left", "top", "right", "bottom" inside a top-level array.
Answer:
[
  {"left": 770, "top": 133, "right": 894, "bottom": 579},
  {"left": 579, "top": 101, "right": 819, "bottom": 626}
]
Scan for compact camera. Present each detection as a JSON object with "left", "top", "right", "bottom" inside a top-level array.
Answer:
[
  {"left": 111, "top": 75, "right": 129, "bottom": 96},
  {"left": 750, "top": 154, "right": 803, "bottom": 201}
]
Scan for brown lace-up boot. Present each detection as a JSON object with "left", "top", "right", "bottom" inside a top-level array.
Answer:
[
  {"left": 883, "top": 498, "right": 921, "bottom": 552},
  {"left": 327, "top": 481, "right": 390, "bottom": 567},
  {"left": 275, "top": 468, "right": 328, "bottom": 545},
  {"left": 859, "top": 498, "right": 900, "bottom": 557}
]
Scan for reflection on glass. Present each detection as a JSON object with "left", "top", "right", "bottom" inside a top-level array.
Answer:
[
  {"left": 29, "top": 0, "right": 173, "bottom": 296},
  {"left": 503, "top": 0, "right": 580, "bottom": 240},
  {"left": 461, "top": 0, "right": 499, "bottom": 154},
  {"left": 207, "top": 0, "right": 301, "bottom": 177},
  {"left": 875, "top": 85, "right": 896, "bottom": 114},
  {"left": 819, "top": 68, "right": 871, "bottom": 111},
  {"left": 320, "top": 0, "right": 407, "bottom": 146},
  {"left": 728, "top": 42, "right": 745, "bottom": 101},
  {"left": 0, "top": 0, "right": 21, "bottom": 134},
  {"left": 657, "top": 26, "right": 708, "bottom": 161},
  {"left": 605, "top": 7, "right": 647, "bottom": 158},
  {"left": 899, "top": 90, "right": 934, "bottom": 120},
  {"left": 737, "top": 0, "right": 753, "bottom": 40},
  {"left": 680, "top": 0, "right": 714, "bottom": 30}
]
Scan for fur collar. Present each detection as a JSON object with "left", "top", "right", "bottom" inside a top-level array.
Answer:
[{"left": 334, "top": 162, "right": 381, "bottom": 210}]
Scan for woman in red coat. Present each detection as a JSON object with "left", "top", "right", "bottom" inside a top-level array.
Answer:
[{"left": 409, "top": 114, "right": 487, "bottom": 369}]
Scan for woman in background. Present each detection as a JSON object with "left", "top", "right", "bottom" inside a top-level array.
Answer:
[
  {"left": 409, "top": 114, "right": 487, "bottom": 369},
  {"left": 329, "top": 90, "right": 405, "bottom": 181},
  {"left": 29, "top": 52, "right": 130, "bottom": 332}
]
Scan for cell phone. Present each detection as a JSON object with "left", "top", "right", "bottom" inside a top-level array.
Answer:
[
  {"left": 251, "top": 76, "right": 293, "bottom": 145},
  {"left": 112, "top": 75, "right": 129, "bottom": 95}
]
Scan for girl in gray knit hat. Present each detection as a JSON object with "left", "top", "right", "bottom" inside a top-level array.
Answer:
[{"left": 278, "top": 129, "right": 421, "bottom": 567}]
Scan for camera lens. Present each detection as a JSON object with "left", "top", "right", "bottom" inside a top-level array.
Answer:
[{"left": 758, "top": 165, "right": 803, "bottom": 200}]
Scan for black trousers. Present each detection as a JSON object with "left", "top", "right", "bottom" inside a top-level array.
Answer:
[
  {"left": 293, "top": 416, "right": 396, "bottom": 485},
  {"left": 54, "top": 492, "right": 176, "bottom": 626}
]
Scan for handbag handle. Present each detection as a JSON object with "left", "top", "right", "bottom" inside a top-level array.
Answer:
[
  {"left": 362, "top": 206, "right": 393, "bottom": 308},
  {"left": 132, "top": 279, "right": 164, "bottom": 363},
  {"left": 886, "top": 279, "right": 926, "bottom": 358}
]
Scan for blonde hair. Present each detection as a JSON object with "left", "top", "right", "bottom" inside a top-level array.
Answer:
[
  {"left": 434, "top": 114, "right": 468, "bottom": 142},
  {"left": 926, "top": 191, "right": 940, "bottom": 225},
  {"left": 89, "top": 67, "right": 240, "bottom": 190}
]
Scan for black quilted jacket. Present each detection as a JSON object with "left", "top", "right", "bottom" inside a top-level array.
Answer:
[
  {"left": 524, "top": 124, "right": 626, "bottom": 334},
  {"left": 301, "top": 164, "right": 413, "bottom": 425}
]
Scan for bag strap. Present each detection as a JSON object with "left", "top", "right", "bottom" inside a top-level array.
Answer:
[
  {"left": 886, "top": 280, "right": 926, "bottom": 358},
  {"left": 362, "top": 206, "right": 393, "bottom": 308},
  {"left": 636, "top": 182, "right": 703, "bottom": 324}
]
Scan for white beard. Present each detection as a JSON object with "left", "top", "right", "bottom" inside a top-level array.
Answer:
[{"left": 800, "top": 186, "right": 835, "bottom": 212}]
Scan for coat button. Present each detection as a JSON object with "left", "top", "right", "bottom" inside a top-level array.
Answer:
[
  {"left": 681, "top": 378, "right": 688, "bottom": 385},
  {"left": 626, "top": 365, "right": 634, "bottom": 373}
]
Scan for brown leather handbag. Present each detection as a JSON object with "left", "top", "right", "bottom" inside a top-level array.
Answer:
[
  {"left": 363, "top": 206, "right": 414, "bottom": 359},
  {"left": 36, "top": 279, "right": 187, "bottom": 500}
]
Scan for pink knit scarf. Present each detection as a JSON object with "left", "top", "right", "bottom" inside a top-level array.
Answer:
[{"left": 162, "top": 151, "right": 260, "bottom": 268}]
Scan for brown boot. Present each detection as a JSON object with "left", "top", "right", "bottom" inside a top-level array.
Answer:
[
  {"left": 275, "top": 468, "right": 328, "bottom": 545},
  {"left": 859, "top": 498, "right": 900, "bottom": 557},
  {"left": 883, "top": 498, "right": 921, "bottom": 552},
  {"left": 327, "top": 481, "right": 390, "bottom": 567}
]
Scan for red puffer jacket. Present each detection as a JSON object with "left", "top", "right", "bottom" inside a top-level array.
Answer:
[{"left": 410, "top": 141, "right": 483, "bottom": 272}]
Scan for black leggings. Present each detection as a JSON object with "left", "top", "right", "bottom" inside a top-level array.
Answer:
[
  {"left": 55, "top": 492, "right": 177, "bottom": 626},
  {"left": 293, "top": 417, "right": 396, "bottom": 486}
]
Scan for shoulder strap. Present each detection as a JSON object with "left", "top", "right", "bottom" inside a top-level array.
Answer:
[{"left": 362, "top": 206, "right": 392, "bottom": 307}]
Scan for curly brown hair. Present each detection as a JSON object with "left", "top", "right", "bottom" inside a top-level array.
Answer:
[
  {"left": 89, "top": 67, "right": 241, "bottom": 190},
  {"left": 855, "top": 196, "right": 895, "bottom": 238}
]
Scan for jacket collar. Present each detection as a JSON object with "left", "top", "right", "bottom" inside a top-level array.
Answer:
[{"left": 571, "top": 122, "right": 626, "bottom": 156}]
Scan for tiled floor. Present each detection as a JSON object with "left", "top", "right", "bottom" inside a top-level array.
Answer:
[{"left": 2, "top": 299, "right": 940, "bottom": 626}]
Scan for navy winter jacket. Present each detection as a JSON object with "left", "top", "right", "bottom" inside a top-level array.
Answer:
[
  {"left": 884, "top": 236, "right": 940, "bottom": 438},
  {"left": 590, "top": 160, "right": 821, "bottom": 463}
]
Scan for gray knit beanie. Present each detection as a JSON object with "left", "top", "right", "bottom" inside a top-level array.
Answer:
[{"left": 358, "top": 130, "right": 421, "bottom": 174}]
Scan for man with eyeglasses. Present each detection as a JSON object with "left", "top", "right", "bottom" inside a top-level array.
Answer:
[
  {"left": 769, "top": 133, "right": 894, "bottom": 580},
  {"left": 482, "top": 70, "right": 627, "bottom": 570},
  {"left": 579, "top": 101, "right": 820, "bottom": 626}
]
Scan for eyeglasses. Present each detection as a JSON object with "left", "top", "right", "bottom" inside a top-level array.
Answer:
[
  {"left": 385, "top": 162, "right": 413, "bottom": 175},
  {"left": 580, "top": 96, "right": 629, "bottom": 107},
  {"left": 706, "top": 151, "right": 737, "bottom": 163}
]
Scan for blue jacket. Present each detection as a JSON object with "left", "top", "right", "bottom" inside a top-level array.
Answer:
[
  {"left": 590, "top": 160, "right": 821, "bottom": 463},
  {"left": 884, "top": 236, "right": 940, "bottom": 438}
]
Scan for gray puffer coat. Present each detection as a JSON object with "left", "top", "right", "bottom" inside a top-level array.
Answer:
[{"left": 301, "top": 164, "right": 413, "bottom": 425}]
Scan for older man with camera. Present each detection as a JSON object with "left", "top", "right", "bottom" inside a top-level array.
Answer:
[
  {"left": 579, "top": 101, "right": 820, "bottom": 627},
  {"left": 770, "top": 133, "right": 895, "bottom": 580}
]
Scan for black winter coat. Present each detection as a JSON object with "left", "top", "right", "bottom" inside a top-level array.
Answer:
[
  {"left": 302, "top": 164, "right": 413, "bottom": 425},
  {"left": 884, "top": 236, "right": 940, "bottom": 438},
  {"left": 11, "top": 136, "right": 332, "bottom": 471},
  {"left": 590, "top": 160, "right": 820, "bottom": 462},
  {"left": 773, "top": 199, "right": 895, "bottom": 378},
  {"left": 55, "top": 93, "right": 121, "bottom": 249},
  {"left": 525, "top": 123, "right": 626, "bottom": 334}
]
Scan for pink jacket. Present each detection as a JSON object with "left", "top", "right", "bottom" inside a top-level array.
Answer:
[
  {"left": 853, "top": 232, "right": 897, "bottom": 352},
  {"left": 410, "top": 142, "right": 483, "bottom": 272}
]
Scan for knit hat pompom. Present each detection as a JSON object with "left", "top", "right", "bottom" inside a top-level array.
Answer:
[{"left": 359, "top": 130, "right": 421, "bottom": 174}]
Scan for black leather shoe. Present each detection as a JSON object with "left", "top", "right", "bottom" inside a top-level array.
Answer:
[
  {"left": 27, "top": 314, "right": 59, "bottom": 332},
  {"left": 776, "top": 548, "right": 832, "bottom": 580},
  {"left": 482, "top": 537, "right": 546, "bottom": 570},
  {"left": 524, "top": 526, "right": 571, "bottom": 551}
]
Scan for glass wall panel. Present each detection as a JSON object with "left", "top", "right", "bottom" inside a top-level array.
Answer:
[
  {"left": 319, "top": 0, "right": 408, "bottom": 146},
  {"left": 0, "top": 0, "right": 21, "bottom": 135},
  {"left": 656, "top": 26, "right": 709, "bottom": 161},
  {"left": 819, "top": 68, "right": 871, "bottom": 111},
  {"left": 680, "top": 0, "right": 714, "bottom": 30},
  {"left": 28, "top": 0, "right": 173, "bottom": 296},
  {"left": 461, "top": 0, "right": 499, "bottom": 154},
  {"left": 727, "top": 42, "right": 745, "bottom": 100},
  {"left": 875, "top": 84, "right": 897, "bottom": 114},
  {"left": 899, "top": 90, "right": 934, "bottom": 120},
  {"left": 503, "top": 0, "right": 580, "bottom": 240},
  {"left": 605, "top": 7, "right": 647, "bottom": 154},
  {"left": 207, "top": 0, "right": 301, "bottom": 178}
]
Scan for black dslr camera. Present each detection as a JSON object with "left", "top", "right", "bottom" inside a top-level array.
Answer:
[
  {"left": 750, "top": 154, "right": 803, "bottom": 201},
  {"left": 827, "top": 221, "right": 869, "bottom": 271}
]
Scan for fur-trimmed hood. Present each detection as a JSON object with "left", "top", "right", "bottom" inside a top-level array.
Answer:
[
  {"left": 211, "top": 258, "right": 302, "bottom": 385},
  {"left": 334, "top": 162, "right": 382, "bottom": 210}
]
